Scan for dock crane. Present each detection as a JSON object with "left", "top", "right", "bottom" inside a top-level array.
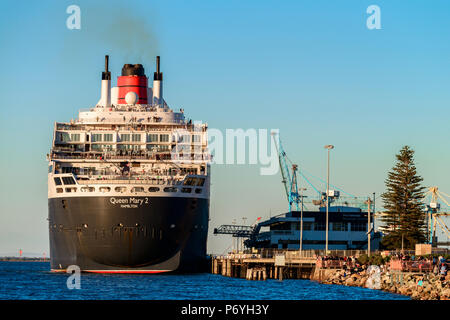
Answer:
[
  {"left": 424, "top": 186, "right": 450, "bottom": 246},
  {"left": 271, "top": 132, "right": 300, "bottom": 212}
]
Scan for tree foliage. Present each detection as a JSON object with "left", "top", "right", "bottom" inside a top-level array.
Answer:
[{"left": 380, "top": 146, "right": 426, "bottom": 249}]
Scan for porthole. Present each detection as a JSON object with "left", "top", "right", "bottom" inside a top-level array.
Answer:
[
  {"left": 99, "top": 187, "right": 111, "bottom": 193},
  {"left": 115, "top": 186, "right": 127, "bottom": 193},
  {"left": 131, "top": 187, "right": 145, "bottom": 193},
  {"left": 148, "top": 187, "right": 160, "bottom": 192}
]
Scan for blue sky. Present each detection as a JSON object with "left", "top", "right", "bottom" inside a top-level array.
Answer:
[{"left": 0, "top": 0, "right": 449, "bottom": 255}]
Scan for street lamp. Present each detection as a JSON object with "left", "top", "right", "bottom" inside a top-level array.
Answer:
[
  {"left": 324, "top": 145, "right": 334, "bottom": 254},
  {"left": 242, "top": 217, "right": 247, "bottom": 252},
  {"left": 299, "top": 188, "right": 307, "bottom": 253},
  {"left": 232, "top": 219, "right": 237, "bottom": 252}
]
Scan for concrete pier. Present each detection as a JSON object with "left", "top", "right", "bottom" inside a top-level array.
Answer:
[{"left": 211, "top": 252, "right": 316, "bottom": 281}]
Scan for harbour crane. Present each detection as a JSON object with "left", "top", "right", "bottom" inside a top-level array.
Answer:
[
  {"left": 271, "top": 132, "right": 300, "bottom": 212},
  {"left": 271, "top": 133, "right": 344, "bottom": 211},
  {"left": 423, "top": 186, "right": 450, "bottom": 245}
]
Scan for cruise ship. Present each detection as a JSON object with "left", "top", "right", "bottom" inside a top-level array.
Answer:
[{"left": 47, "top": 56, "right": 210, "bottom": 273}]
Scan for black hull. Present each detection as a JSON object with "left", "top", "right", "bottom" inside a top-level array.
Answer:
[{"left": 48, "top": 196, "right": 209, "bottom": 273}]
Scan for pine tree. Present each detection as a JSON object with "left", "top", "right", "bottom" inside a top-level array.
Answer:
[{"left": 380, "top": 146, "right": 426, "bottom": 249}]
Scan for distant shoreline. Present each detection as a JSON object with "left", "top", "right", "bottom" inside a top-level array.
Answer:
[{"left": 0, "top": 257, "right": 49, "bottom": 262}]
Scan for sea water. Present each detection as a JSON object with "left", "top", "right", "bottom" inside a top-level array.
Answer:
[{"left": 0, "top": 262, "right": 409, "bottom": 300}]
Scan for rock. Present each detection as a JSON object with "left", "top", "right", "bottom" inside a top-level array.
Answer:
[
  {"left": 441, "top": 288, "right": 450, "bottom": 299},
  {"left": 398, "top": 287, "right": 409, "bottom": 295},
  {"left": 345, "top": 277, "right": 354, "bottom": 286},
  {"left": 411, "top": 291, "right": 421, "bottom": 300}
]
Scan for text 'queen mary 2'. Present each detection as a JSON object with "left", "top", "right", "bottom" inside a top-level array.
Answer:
[{"left": 47, "top": 56, "right": 211, "bottom": 273}]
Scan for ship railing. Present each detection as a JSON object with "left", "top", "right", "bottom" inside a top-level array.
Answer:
[
  {"left": 55, "top": 124, "right": 204, "bottom": 132},
  {"left": 51, "top": 152, "right": 210, "bottom": 163},
  {"left": 76, "top": 175, "right": 186, "bottom": 185},
  {"left": 51, "top": 150, "right": 210, "bottom": 160}
]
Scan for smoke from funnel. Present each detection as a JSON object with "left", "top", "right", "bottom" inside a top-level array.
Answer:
[{"left": 61, "top": 3, "right": 159, "bottom": 66}]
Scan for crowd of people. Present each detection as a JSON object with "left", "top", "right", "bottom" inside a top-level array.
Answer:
[
  {"left": 317, "top": 253, "right": 448, "bottom": 279},
  {"left": 390, "top": 253, "right": 448, "bottom": 277}
]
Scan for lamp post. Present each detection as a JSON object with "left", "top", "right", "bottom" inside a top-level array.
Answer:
[
  {"left": 324, "top": 145, "right": 334, "bottom": 254},
  {"left": 299, "top": 188, "right": 307, "bottom": 253},
  {"left": 242, "top": 217, "right": 247, "bottom": 252},
  {"left": 365, "top": 198, "right": 373, "bottom": 257},
  {"left": 232, "top": 219, "right": 237, "bottom": 252}
]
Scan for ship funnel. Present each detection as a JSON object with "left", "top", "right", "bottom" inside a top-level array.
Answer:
[
  {"left": 153, "top": 56, "right": 163, "bottom": 107},
  {"left": 97, "top": 55, "right": 112, "bottom": 107}
]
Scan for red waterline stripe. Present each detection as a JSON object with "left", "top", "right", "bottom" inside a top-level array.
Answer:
[
  {"left": 84, "top": 270, "right": 171, "bottom": 274},
  {"left": 51, "top": 269, "right": 171, "bottom": 274}
]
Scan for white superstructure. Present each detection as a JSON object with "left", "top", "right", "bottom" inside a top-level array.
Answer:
[{"left": 47, "top": 56, "right": 211, "bottom": 201}]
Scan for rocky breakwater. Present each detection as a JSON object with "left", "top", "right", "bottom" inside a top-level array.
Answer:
[{"left": 312, "top": 267, "right": 450, "bottom": 300}]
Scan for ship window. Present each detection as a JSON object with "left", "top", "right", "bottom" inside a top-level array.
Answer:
[
  {"left": 181, "top": 187, "right": 192, "bottom": 193},
  {"left": 180, "top": 135, "right": 190, "bottom": 143},
  {"left": 115, "top": 186, "right": 127, "bottom": 193},
  {"left": 131, "top": 187, "right": 145, "bottom": 193},
  {"left": 54, "top": 177, "right": 62, "bottom": 185},
  {"left": 80, "top": 187, "right": 95, "bottom": 192},
  {"left": 183, "top": 177, "right": 197, "bottom": 186},
  {"left": 192, "top": 135, "right": 201, "bottom": 143},
  {"left": 196, "top": 178, "right": 205, "bottom": 186},
  {"left": 148, "top": 134, "right": 158, "bottom": 142},
  {"left": 56, "top": 188, "right": 63, "bottom": 193},
  {"left": 91, "top": 134, "right": 102, "bottom": 142},
  {"left": 70, "top": 133, "right": 80, "bottom": 142},
  {"left": 99, "top": 187, "right": 111, "bottom": 193},
  {"left": 58, "top": 132, "right": 70, "bottom": 142},
  {"left": 65, "top": 187, "right": 77, "bottom": 193},
  {"left": 120, "top": 134, "right": 130, "bottom": 142},
  {"left": 148, "top": 187, "right": 160, "bottom": 192},
  {"left": 62, "top": 177, "right": 76, "bottom": 185},
  {"left": 160, "top": 134, "right": 169, "bottom": 142},
  {"left": 163, "top": 187, "right": 177, "bottom": 193},
  {"left": 48, "top": 165, "right": 53, "bottom": 174},
  {"left": 92, "top": 144, "right": 112, "bottom": 151},
  {"left": 103, "top": 134, "right": 113, "bottom": 142},
  {"left": 158, "top": 145, "right": 170, "bottom": 152},
  {"left": 195, "top": 188, "right": 202, "bottom": 194},
  {"left": 118, "top": 144, "right": 132, "bottom": 150},
  {"left": 132, "top": 134, "right": 141, "bottom": 142}
]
